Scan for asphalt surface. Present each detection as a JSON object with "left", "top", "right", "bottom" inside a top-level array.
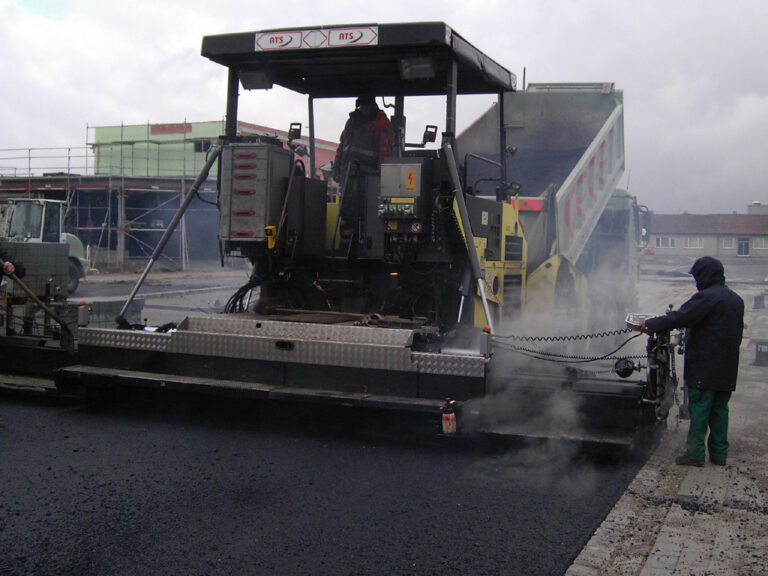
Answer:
[
  {"left": 73, "top": 263, "right": 249, "bottom": 325},
  {"left": 641, "top": 255, "right": 768, "bottom": 284},
  {"left": 4, "top": 256, "right": 762, "bottom": 576},
  {"left": 0, "top": 395, "right": 643, "bottom": 576}
]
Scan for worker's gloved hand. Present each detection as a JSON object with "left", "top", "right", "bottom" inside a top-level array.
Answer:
[
  {"left": 639, "top": 319, "right": 647, "bottom": 333},
  {"left": 2, "top": 261, "right": 14, "bottom": 275},
  {"left": 12, "top": 262, "right": 25, "bottom": 279}
]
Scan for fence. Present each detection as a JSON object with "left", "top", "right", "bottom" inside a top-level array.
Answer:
[
  {"left": 0, "top": 140, "right": 213, "bottom": 180},
  {"left": 0, "top": 147, "right": 93, "bottom": 178}
]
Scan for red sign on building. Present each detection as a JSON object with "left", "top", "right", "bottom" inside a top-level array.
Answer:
[{"left": 151, "top": 123, "right": 192, "bottom": 135}]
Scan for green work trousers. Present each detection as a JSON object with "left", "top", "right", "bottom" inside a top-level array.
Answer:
[{"left": 685, "top": 388, "right": 732, "bottom": 462}]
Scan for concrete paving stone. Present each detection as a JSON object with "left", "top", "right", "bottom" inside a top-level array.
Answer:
[
  {"left": 570, "top": 547, "right": 608, "bottom": 570},
  {"left": 566, "top": 565, "right": 600, "bottom": 576},
  {"left": 647, "top": 530, "right": 686, "bottom": 556},
  {"left": 612, "top": 557, "right": 645, "bottom": 576},
  {"left": 704, "top": 561, "right": 739, "bottom": 576},
  {"left": 675, "top": 533, "right": 718, "bottom": 571},
  {"left": 638, "top": 548, "right": 683, "bottom": 576}
]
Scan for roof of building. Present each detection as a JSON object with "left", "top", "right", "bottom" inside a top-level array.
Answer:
[{"left": 651, "top": 213, "right": 768, "bottom": 235}]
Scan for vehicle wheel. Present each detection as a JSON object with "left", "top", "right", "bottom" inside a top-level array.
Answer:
[{"left": 68, "top": 260, "right": 81, "bottom": 294}]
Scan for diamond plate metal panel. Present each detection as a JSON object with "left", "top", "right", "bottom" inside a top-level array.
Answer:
[
  {"left": 78, "top": 328, "right": 171, "bottom": 351},
  {"left": 166, "top": 331, "right": 415, "bottom": 372},
  {"left": 78, "top": 327, "right": 486, "bottom": 378},
  {"left": 412, "top": 351, "right": 486, "bottom": 377},
  {"left": 179, "top": 316, "right": 414, "bottom": 347}
]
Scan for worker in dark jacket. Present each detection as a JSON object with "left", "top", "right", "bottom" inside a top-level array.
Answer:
[
  {"left": 640, "top": 256, "right": 744, "bottom": 467},
  {"left": 333, "top": 93, "right": 394, "bottom": 241},
  {"left": 0, "top": 246, "right": 25, "bottom": 283}
]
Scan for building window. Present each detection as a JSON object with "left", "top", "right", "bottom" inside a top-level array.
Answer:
[
  {"left": 684, "top": 237, "right": 703, "bottom": 249},
  {"left": 753, "top": 237, "right": 768, "bottom": 250},
  {"left": 723, "top": 237, "right": 735, "bottom": 249},
  {"left": 193, "top": 140, "right": 212, "bottom": 153},
  {"left": 655, "top": 236, "right": 676, "bottom": 248},
  {"left": 738, "top": 237, "right": 750, "bottom": 256}
]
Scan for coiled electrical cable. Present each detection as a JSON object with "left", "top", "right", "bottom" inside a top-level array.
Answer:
[
  {"left": 492, "top": 332, "right": 645, "bottom": 364},
  {"left": 492, "top": 327, "right": 632, "bottom": 343}
]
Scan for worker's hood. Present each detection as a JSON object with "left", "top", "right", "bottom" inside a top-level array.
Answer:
[
  {"left": 689, "top": 256, "right": 725, "bottom": 290},
  {"left": 349, "top": 104, "right": 381, "bottom": 122}
]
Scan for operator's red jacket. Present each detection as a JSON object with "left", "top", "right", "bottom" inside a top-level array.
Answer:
[{"left": 334, "top": 108, "right": 394, "bottom": 176}]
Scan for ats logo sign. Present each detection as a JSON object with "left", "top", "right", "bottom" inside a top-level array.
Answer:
[
  {"left": 255, "top": 31, "right": 302, "bottom": 50},
  {"left": 327, "top": 27, "right": 377, "bottom": 47},
  {"left": 254, "top": 26, "right": 378, "bottom": 51}
]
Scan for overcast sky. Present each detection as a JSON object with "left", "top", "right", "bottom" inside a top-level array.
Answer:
[{"left": 1, "top": 0, "right": 766, "bottom": 214}]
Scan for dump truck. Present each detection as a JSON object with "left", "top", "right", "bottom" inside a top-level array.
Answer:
[{"left": 1, "top": 23, "right": 674, "bottom": 447}]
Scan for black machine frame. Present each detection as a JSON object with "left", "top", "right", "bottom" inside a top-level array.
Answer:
[{"left": 201, "top": 21, "right": 516, "bottom": 178}]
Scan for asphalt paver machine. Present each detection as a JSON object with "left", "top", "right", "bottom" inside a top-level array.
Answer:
[{"left": 51, "top": 22, "right": 676, "bottom": 447}]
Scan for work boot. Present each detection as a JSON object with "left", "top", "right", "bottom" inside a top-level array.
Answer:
[
  {"left": 675, "top": 454, "right": 704, "bottom": 467},
  {"left": 709, "top": 456, "right": 727, "bottom": 466}
]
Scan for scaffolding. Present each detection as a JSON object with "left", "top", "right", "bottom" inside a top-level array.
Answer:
[
  {"left": 0, "top": 172, "right": 218, "bottom": 271},
  {"left": 0, "top": 123, "right": 224, "bottom": 270},
  {"left": 0, "top": 120, "right": 338, "bottom": 269}
]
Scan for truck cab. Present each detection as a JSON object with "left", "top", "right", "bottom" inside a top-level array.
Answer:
[{"left": 0, "top": 198, "right": 89, "bottom": 294}]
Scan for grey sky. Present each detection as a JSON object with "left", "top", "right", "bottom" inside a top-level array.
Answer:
[{"left": 1, "top": 0, "right": 766, "bottom": 214}]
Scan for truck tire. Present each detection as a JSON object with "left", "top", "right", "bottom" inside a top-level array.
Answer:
[{"left": 68, "top": 259, "right": 81, "bottom": 294}]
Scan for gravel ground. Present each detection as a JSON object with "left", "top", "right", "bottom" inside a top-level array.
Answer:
[{"left": 0, "top": 394, "right": 644, "bottom": 576}]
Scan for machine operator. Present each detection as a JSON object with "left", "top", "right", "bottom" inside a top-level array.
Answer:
[{"left": 332, "top": 93, "right": 394, "bottom": 243}]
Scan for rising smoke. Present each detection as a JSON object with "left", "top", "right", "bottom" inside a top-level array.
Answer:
[{"left": 463, "top": 257, "right": 648, "bottom": 443}]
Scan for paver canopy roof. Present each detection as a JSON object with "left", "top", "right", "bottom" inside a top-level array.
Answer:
[{"left": 201, "top": 22, "right": 516, "bottom": 97}]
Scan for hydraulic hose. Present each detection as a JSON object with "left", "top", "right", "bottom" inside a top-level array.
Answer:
[
  {"left": 116, "top": 145, "right": 222, "bottom": 325},
  {"left": 276, "top": 159, "right": 305, "bottom": 243},
  {"left": 442, "top": 142, "right": 495, "bottom": 334}
]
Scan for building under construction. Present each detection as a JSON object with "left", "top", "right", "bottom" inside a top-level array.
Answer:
[{"left": 0, "top": 120, "right": 337, "bottom": 270}]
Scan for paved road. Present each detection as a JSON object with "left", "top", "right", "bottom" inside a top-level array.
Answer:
[
  {"left": 642, "top": 255, "right": 768, "bottom": 283},
  {"left": 0, "top": 394, "right": 644, "bottom": 576},
  {"left": 1, "top": 264, "right": 688, "bottom": 575},
  {"left": 75, "top": 266, "right": 248, "bottom": 325}
]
